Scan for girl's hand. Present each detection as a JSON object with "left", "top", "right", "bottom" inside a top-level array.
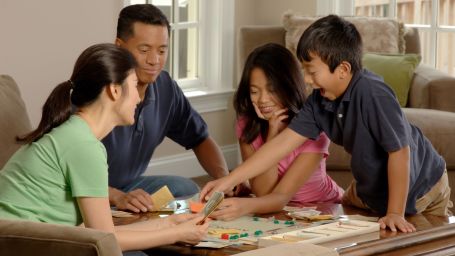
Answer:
[
  {"left": 378, "top": 213, "right": 416, "bottom": 233},
  {"left": 210, "top": 198, "right": 251, "bottom": 221},
  {"left": 175, "top": 215, "right": 210, "bottom": 245},
  {"left": 266, "top": 108, "right": 288, "bottom": 139}
]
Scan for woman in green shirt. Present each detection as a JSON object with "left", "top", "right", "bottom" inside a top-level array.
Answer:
[{"left": 0, "top": 43, "right": 209, "bottom": 252}]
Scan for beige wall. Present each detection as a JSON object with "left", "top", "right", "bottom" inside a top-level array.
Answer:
[
  {"left": 0, "top": 0, "right": 316, "bottom": 162},
  {"left": 0, "top": 0, "right": 123, "bottom": 126}
]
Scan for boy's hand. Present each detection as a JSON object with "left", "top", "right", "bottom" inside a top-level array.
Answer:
[
  {"left": 210, "top": 198, "right": 250, "bottom": 221},
  {"left": 200, "top": 176, "right": 236, "bottom": 202},
  {"left": 378, "top": 213, "right": 416, "bottom": 233}
]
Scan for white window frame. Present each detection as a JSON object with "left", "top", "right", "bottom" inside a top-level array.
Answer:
[
  {"left": 318, "top": 0, "right": 455, "bottom": 73},
  {"left": 123, "top": 0, "right": 234, "bottom": 113}
]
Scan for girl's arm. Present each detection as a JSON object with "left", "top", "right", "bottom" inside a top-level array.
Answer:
[
  {"left": 77, "top": 197, "right": 209, "bottom": 251},
  {"left": 211, "top": 152, "right": 323, "bottom": 220}
]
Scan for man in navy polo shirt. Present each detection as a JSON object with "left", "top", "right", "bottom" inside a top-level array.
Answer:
[{"left": 103, "top": 4, "right": 229, "bottom": 213}]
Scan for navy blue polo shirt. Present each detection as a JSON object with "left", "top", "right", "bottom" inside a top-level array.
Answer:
[
  {"left": 102, "top": 71, "right": 208, "bottom": 189},
  {"left": 289, "top": 69, "right": 445, "bottom": 214}
]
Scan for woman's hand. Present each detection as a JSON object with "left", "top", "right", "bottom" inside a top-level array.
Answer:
[
  {"left": 174, "top": 215, "right": 211, "bottom": 245},
  {"left": 166, "top": 213, "right": 199, "bottom": 226}
]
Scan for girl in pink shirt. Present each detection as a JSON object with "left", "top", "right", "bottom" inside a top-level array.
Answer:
[{"left": 211, "top": 43, "right": 343, "bottom": 220}]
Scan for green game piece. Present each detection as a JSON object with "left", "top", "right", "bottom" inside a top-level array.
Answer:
[
  {"left": 273, "top": 220, "right": 280, "bottom": 224},
  {"left": 229, "top": 234, "right": 239, "bottom": 240},
  {"left": 254, "top": 230, "right": 263, "bottom": 236},
  {"left": 240, "top": 233, "right": 248, "bottom": 237},
  {"left": 285, "top": 220, "right": 295, "bottom": 225},
  {"left": 253, "top": 217, "right": 259, "bottom": 221}
]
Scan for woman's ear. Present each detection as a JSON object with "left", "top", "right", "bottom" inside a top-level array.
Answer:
[{"left": 106, "top": 84, "right": 121, "bottom": 101}]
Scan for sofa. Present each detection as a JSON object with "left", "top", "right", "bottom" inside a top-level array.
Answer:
[
  {"left": 0, "top": 75, "right": 122, "bottom": 256},
  {"left": 237, "top": 14, "right": 455, "bottom": 203}
]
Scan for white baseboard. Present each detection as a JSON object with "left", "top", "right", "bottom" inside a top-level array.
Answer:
[{"left": 145, "top": 144, "right": 239, "bottom": 178}]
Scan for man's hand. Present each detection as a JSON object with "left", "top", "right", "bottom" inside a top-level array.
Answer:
[
  {"left": 109, "top": 187, "right": 153, "bottom": 213},
  {"left": 378, "top": 213, "right": 416, "bottom": 233},
  {"left": 199, "top": 176, "right": 236, "bottom": 202}
]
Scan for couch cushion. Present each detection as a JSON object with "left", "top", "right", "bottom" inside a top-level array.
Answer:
[
  {"left": 363, "top": 53, "right": 421, "bottom": 107},
  {"left": 0, "top": 219, "right": 122, "bottom": 256},
  {"left": 282, "top": 13, "right": 406, "bottom": 56},
  {"left": 0, "top": 75, "right": 32, "bottom": 169}
]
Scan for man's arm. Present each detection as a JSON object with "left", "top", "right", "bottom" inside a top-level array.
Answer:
[{"left": 192, "top": 136, "right": 229, "bottom": 179}]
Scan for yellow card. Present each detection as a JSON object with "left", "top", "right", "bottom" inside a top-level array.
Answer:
[{"left": 150, "top": 185, "right": 175, "bottom": 211}]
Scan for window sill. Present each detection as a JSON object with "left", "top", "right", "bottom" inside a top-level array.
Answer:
[{"left": 184, "top": 89, "right": 234, "bottom": 113}]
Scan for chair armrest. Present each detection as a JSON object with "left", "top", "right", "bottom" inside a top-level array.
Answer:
[
  {"left": 408, "top": 65, "right": 455, "bottom": 112},
  {"left": 0, "top": 219, "right": 122, "bottom": 256}
]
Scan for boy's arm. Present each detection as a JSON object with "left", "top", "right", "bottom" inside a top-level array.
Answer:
[
  {"left": 200, "top": 128, "right": 307, "bottom": 201},
  {"left": 379, "top": 146, "right": 416, "bottom": 233}
]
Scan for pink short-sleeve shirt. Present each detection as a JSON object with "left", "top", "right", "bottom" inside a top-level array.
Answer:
[{"left": 236, "top": 117, "right": 343, "bottom": 203}]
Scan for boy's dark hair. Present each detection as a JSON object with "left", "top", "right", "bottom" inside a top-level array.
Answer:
[
  {"left": 296, "top": 15, "right": 363, "bottom": 73},
  {"left": 17, "top": 44, "right": 137, "bottom": 144},
  {"left": 234, "top": 43, "right": 306, "bottom": 144},
  {"left": 117, "top": 4, "right": 171, "bottom": 41}
]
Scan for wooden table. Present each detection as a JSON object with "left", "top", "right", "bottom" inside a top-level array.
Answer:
[{"left": 114, "top": 203, "right": 455, "bottom": 255}]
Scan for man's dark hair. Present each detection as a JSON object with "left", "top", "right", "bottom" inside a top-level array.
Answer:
[
  {"left": 117, "top": 4, "right": 171, "bottom": 41},
  {"left": 296, "top": 15, "right": 363, "bottom": 73}
]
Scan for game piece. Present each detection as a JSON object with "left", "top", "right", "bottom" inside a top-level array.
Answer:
[
  {"left": 221, "top": 233, "right": 230, "bottom": 240},
  {"left": 150, "top": 185, "right": 175, "bottom": 211},
  {"left": 254, "top": 230, "right": 263, "bottom": 236},
  {"left": 197, "top": 191, "right": 224, "bottom": 225},
  {"left": 190, "top": 201, "right": 205, "bottom": 213}
]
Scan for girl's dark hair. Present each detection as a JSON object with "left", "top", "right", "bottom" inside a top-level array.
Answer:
[
  {"left": 296, "top": 15, "right": 363, "bottom": 73},
  {"left": 234, "top": 43, "right": 306, "bottom": 144},
  {"left": 17, "top": 43, "right": 137, "bottom": 144},
  {"left": 117, "top": 4, "right": 171, "bottom": 40}
]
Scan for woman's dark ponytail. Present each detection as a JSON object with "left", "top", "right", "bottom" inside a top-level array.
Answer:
[
  {"left": 16, "top": 43, "right": 137, "bottom": 144},
  {"left": 16, "top": 81, "right": 73, "bottom": 144}
]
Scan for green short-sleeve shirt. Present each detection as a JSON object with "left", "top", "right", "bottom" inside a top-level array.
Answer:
[{"left": 0, "top": 115, "right": 108, "bottom": 225}]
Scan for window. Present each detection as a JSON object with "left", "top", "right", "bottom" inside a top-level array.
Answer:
[
  {"left": 354, "top": 0, "right": 455, "bottom": 76},
  {"left": 125, "top": 0, "right": 235, "bottom": 112}
]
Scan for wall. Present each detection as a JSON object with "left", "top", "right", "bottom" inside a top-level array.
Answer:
[
  {"left": 0, "top": 0, "right": 316, "bottom": 178},
  {"left": 0, "top": 0, "right": 123, "bottom": 125}
]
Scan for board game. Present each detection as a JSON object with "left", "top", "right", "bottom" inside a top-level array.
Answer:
[{"left": 258, "top": 219, "right": 379, "bottom": 247}]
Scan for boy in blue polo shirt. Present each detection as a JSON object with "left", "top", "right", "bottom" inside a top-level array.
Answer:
[{"left": 201, "top": 15, "right": 451, "bottom": 233}]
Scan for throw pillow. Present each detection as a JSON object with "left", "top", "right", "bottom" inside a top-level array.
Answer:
[
  {"left": 282, "top": 12, "right": 406, "bottom": 56},
  {"left": 362, "top": 53, "right": 421, "bottom": 107}
]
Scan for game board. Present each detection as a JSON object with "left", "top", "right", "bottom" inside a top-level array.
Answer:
[
  {"left": 206, "top": 216, "right": 306, "bottom": 244},
  {"left": 258, "top": 219, "right": 379, "bottom": 247}
]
